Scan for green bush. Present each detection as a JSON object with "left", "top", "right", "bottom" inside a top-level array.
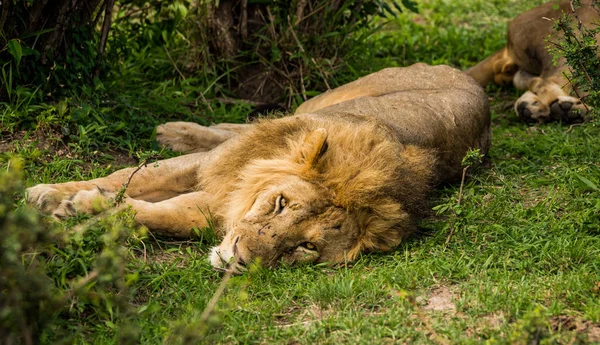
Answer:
[
  {"left": 0, "top": 159, "right": 144, "bottom": 344},
  {"left": 551, "top": 1, "right": 600, "bottom": 119}
]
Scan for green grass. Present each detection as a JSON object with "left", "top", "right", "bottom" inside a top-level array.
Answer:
[{"left": 2, "top": 0, "right": 600, "bottom": 343}]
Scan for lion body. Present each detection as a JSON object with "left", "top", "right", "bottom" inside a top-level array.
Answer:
[
  {"left": 466, "top": 0, "right": 599, "bottom": 123},
  {"left": 27, "top": 63, "right": 490, "bottom": 272}
]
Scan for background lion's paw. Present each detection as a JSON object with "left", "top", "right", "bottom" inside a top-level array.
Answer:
[
  {"left": 549, "top": 96, "right": 587, "bottom": 123},
  {"left": 515, "top": 91, "right": 549, "bottom": 123}
]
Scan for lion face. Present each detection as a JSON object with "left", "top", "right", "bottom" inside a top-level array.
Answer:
[
  {"left": 209, "top": 174, "right": 361, "bottom": 273},
  {"left": 209, "top": 128, "right": 368, "bottom": 273}
]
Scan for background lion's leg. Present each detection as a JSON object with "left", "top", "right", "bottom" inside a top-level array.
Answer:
[
  {"left": 518, "top": 75, "right": 588, "bottom": 123},
  {"left": 466, "top": 48, "right": 518, "bottom": 87},
  {"left": 157, "top": 121, "right": 253, "bottom": 153},
  {"left": 27, "top": 152, "right": 206, "bottom": 215}
]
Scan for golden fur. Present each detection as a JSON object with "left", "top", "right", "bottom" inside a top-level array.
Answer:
[
  {"left": 466, "top": 0, "right": 598, "bottom": 123},
  {"left": 27, "top": 63, "right": 490, "bottom": 273}
]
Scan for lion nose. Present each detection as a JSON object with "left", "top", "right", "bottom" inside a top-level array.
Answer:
[{"left": 231, "top": 236, "right": 248, "bottom": 270}]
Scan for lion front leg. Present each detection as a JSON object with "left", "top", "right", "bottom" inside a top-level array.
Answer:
[
  {"left": 49, "top": 189, "right": 216, "bottom": 238},
  {"left": 27, "top": 152, "right": 207, "bottom": 217},
  {"left": 124, "top": 191, "right": 218, "bottom": 237}
]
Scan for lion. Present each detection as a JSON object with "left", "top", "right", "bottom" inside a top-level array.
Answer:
[
  {"left": 466, "top": 0, "right": 599, "bottom": 123},
  {"left": 26, "top": 63, "right": 490, "bottom": 273}
]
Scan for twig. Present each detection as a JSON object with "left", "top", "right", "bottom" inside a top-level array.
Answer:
[
  {"left": 143, "top": 228, "right": 164, "bottom": 251},
  {"left": 566, "top": 123, "right": 582, "bottom": 133},
  {"left": 140, "top": 239, "right": 147, "bottom": 263},
  {"left": 114, "top": 4, "right": 153, "bottom": 23},
  {"left": 287, "top": 16, "right": 331, "bottom": 90},
  {"left": 199, "top": 269, "right": 234, "bottom": 323},
  {"left": 445, "top": 166, "right": 468, "bottom": 246},
  {"left": 577, "top": 61, "right": 594, "bottom": 85},
  {"left": 114, "top": 156, "right": 155, "bottom": 204},
  {"left": 98, "top": 0, "right": 115, "bottom": 69},
  {"left": 240, "top": 0, "right": 248, "bottom": 39},
  {"left": 163, "top": 45, "right": 186, "bottom": 80},
  {"left": 408, "top": 297, "right": 450, "bottom": 345},
  {"left": 563, "top": 71, "right": 591, "bottom": 113},
  {"left": 299, "top": 67, "right": 307, "bottom": 101},
  {"left": 569, "top": 0, "right": 583, "bottom": 30},
  {"left": 295, "top": 0, "right": 308, "bottom": 26},
  {"left": 456, "top": 166, "right": 468, "bottom": 206}
]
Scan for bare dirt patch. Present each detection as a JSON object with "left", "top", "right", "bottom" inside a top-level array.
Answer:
[{"left": 422, "top": 286, "right": 456, "bottom": 312}]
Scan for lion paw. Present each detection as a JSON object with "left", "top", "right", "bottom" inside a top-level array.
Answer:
[
  {"left": 156, "top": 122, "right": 205, "bottom": 153},
  {"left": 27, "top": 185, "right": 113, "bottom": 219},
  {"left": 26, "top": 184, "right": 66, "bottom": 214},
  {"left": 549, "top": 96, "right": 587, "bottom": 123},
  {"left": 157, "top": 121, "right": 238, "bottom": 153},
  {"left": 52, "top": 188, "right": 114, "bottom": 219},
  {"left": 515, "top": 91, "right": 550, "bottom": 123}
]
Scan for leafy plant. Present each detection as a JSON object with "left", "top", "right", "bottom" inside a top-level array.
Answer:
[
  {"left": 184, "top": 0, "right": 417, "bottom": 106},
  {"left": 0, "top": 159, "right": 144, "bottom": 344},
  {"left": 0, "top": 0, "right": 111, "bottom": 102},
  {"left": 549, "top": 0, "right": 600, "bottom": 119}
]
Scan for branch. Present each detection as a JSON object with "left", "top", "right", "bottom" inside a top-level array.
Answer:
[
  {"left": 199, "top": 269, "right": 234, "bottom": 324},
  {"left": 295, "top": 0, "right": 308, "bottom": 26},
  {"left": 287, "top": 16, "right": 331, "bottom": 90},
  {"left": 99, "top": 0, "right": 115, "bottom": 56},
  {"left": 240, "top": 0, "right": 248, "bottom": 39},
  {"left": 0, "top": 0, "right": 10, "bottom": 39},
  {"left": 164, "top": 45, "right": 186, "bottom": 80}
]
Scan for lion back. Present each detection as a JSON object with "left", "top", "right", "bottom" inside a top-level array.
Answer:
[{"left": 298, "top": 63, "right": 491, "bottom": 183}]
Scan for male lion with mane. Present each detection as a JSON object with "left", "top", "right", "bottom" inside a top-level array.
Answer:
[
  {"left": 467, "top": 0, "right": 598, "bottom": 123},
  {"left": 27, "top": 63, "right": 490, "bottom": 273}
]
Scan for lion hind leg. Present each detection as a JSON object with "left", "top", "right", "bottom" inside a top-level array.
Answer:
[
  {"left": 491, "top": 49, "right": 518, "bottom": 87},
  {"left": 466, "top": 48, "right": 517, "bottom": 87},
  {"left": 156, "top": 121, "right": 251, "bottom": 153}
]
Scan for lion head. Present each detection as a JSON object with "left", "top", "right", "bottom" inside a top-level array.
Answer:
[{"left": 207, "top": 122, "right": 436, "bottom": 273}]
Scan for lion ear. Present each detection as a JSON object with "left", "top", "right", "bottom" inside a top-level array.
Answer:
[{"left": 294, "top": 128, "right": 328, "bottom": 167}]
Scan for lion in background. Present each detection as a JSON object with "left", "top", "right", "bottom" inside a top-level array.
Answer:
[
  {"left": 466, "top": 0, "right": 598, "bottom": 123},
  {"left": 27, "top": 63, "right": 490, "bottom": 273}
]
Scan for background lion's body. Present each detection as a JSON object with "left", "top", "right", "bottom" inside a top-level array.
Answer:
[{"left": 467, "top": 0, "right": 598, "bottom": 123}]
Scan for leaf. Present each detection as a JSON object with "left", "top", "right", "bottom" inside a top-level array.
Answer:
[
  {"left": 391, "top": 1, "right": 404, "bottom": 13},
  {"left": 7, "top": 39, "right": 23, "bottom": 66},
  {"left": 576, "top": 174, "right": 599, "bottom": 191},
  {"left": 401, "top": 0, "right": 419, "bottom": 13}
]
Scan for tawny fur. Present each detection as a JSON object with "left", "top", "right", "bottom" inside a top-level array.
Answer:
[{"left": 26, "top": 63, "right": 490, "bottom": 272}]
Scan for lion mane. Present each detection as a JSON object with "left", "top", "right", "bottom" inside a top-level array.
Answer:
[{"left": 200, "top": 114, "right": 436, "bottom": 261}]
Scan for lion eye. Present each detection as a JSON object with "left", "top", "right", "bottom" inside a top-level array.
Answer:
[
  {"left": 300, "top": 242, "right": 316, "bottom": 251},
  {"left": 274, "top": 195, "right": 287, "bottom": 214}
]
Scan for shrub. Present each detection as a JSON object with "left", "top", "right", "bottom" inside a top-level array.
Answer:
[{"left": 550, "top": 0, "right": 600, "bottom": 119}]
